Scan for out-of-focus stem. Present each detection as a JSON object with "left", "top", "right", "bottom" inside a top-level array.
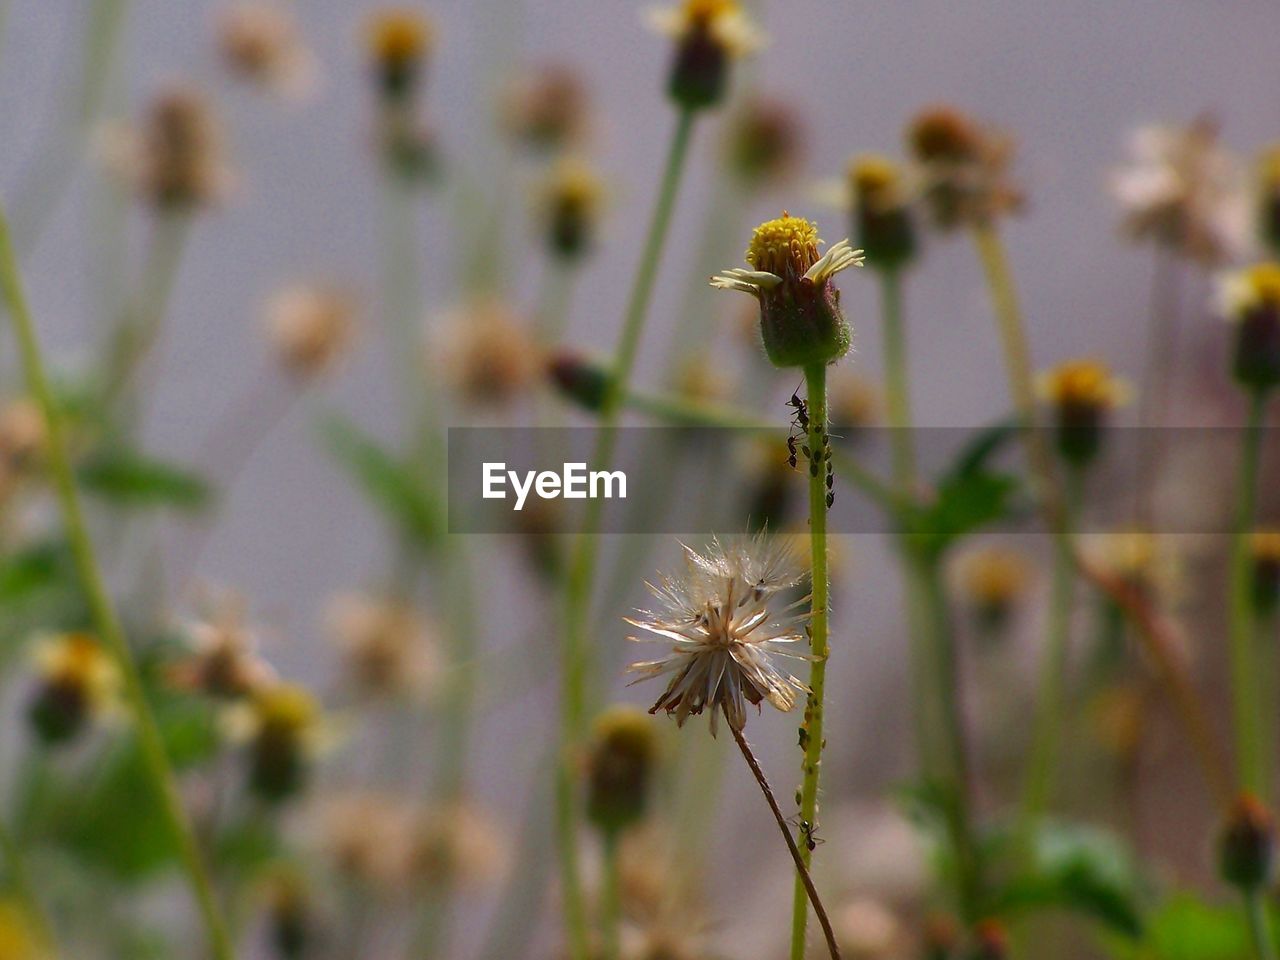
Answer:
[
  {"left": 1133, "top": 248, "right": 1181, "bottom": 527},
  {"left": 877, "top": 266, "right": 938, "bottom": 777},
  {"left": 917, "top": 548, "right": 982, "bottom": 922},
  {"left": 1228, "top": 390, "right": 1269, "bottom": 795},
  {"left": 789, "top": 361, "right": 833, "bottom": 960},
  {"left": 1245, "top": 889, "right": 1278, "bottom": 960},
  {"left": 600, "top": 831, "right": 623, "bottom": 960},
  {"left": 1022, "top": 467, "right": 1082, "bottom": 820},
  {"left": 0, "top": 207, "right": 235, "bottom": 960},
  {"left": 10, "top": 0, "right": 132, "bottom": 257},
  {"left": 557, "top": 107, "right": 697, "bottom": 960},
  {"left": 101, "top": 213, "right": 192, "bottom": 408}
]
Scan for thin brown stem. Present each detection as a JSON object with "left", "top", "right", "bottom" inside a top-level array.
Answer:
[{"left": 728, "top": 719, "right": 841, "bottom": 960}]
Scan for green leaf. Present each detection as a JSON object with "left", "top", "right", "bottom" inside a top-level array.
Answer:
[
  {"left": 0, "top": 539, "right": 72, "bottom": 602},
  {"left": 318, "top": 412, "right": 442, "bottom": 549},
  {"left": 988, "top": 820, "right": 1146, "bottom": 939},
  {"left": 78, "top": 450, "right": 211, "bottom": 510},
  {"left": 1104, "top": 893, "right": 1254, "bottom": 960}
]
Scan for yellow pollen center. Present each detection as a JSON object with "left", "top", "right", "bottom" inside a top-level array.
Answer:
[
  {"left": 1047, "top": 360, "right": 1115, "bottom": 407},
  {"left": 745, "top": 212, "right": 821, "bottom": 276},
  {"left": 369, "top": 12, "right": 431, "bottom": 65},
  {"left": 683, "top": 0, "right": 736, "bottom": 25},
  {"left": 256, "top": 684, "right": 319, "bottom": 733}
]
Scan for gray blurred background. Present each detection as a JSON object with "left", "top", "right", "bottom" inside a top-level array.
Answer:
[{"left": 3, "top": 0, "right": 1279, "bottom": 952}]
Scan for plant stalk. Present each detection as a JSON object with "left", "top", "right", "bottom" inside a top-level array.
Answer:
[
  {"left": 789, "top": 361, "right": 834, "bottom": 960},
  {"left": 730, "top": 721, "right": 840, "bottom": 960},
  {"left": 1228, "top": 389, "right": 1270, "bottom": 794},
  {"left": 0, "top": 207, "right": 235, "bottom": 960},
  {"left": 557, "top": 107, "right": 697, "bottom": 960}
]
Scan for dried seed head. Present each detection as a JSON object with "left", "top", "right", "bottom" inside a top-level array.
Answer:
[
  {"left": 408, "top": 803, "right": 508, "bottom": 891},
  {"left": 104, "top": 87, "right": 233, "bottom": 210},
  {"left": 848, "top": 153, "right": 917, "bottom": 269},
  {"left": 647, "top": 0, "right": 763, "bottom": 111},
  {"left": 586, "top": 706, "right": 659, "bottom": 834},
  {"left": 955, "top": 545, "right": 1031, "bottom": 636},
  {"left": 326, "top": 591, "right": 438, "bottom": 701},
  {"left": 1035, "top": 358, "right": 1131, "bottom": 466},
  {"left": 265, "top": 284, "right": 358, "bottom": 379},
  {"left": 1111, "top": 117, "right": 1251, "bottom": 265},
  {"left": 1218, "top": 262, "right": 1280, "bottom": 391},
  {"left": 317, "top": 791, "right": 418, "bottom": 889},
  {"left": 537, "top": 156, "right": 605, "bottom": 262},
  {"left": 433, "top": 299, "right": 540, "bottom": 407},
  {"left": 1219, "top": 794, "right": 1275, "bottom": 891},
  {"left": 366, "top": 8, "right": 434, "bottom": 101},
  {"left": 27, "top": 633, "right": 121, "bottom": 746},
  {"left": 834, "top": 897, "right": 904, "bottom": 959},
  {"left": 501, "top": 64, "right": 588, "bottom": 151},
  {"left": 906, "top": 105, "right": 1022, "bottom": 230},
  {"left": 626, "top": 535, "right": 810, "bottom": 735},
  {"left": 724, "top": 97, "right": 804, "bottom": 185},
  {"left": 217, "top": 3, "right": 318, "bottom": 99},
  {"left": 169, "top": 600, "right": 275, "bottom": 700},
  {"left": 712, "top": 212, "right": 863, "bottom": 368}
]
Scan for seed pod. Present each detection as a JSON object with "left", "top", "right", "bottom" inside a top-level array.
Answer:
[
  {"left": 1219, "top": 794, "right": 1276, "bottom": 891},
  {"left": 586, "top": 707, "right": 658, "bottom": 834},
  {"left": 547, "top": 351, "right": 612, "bottom": 412}
]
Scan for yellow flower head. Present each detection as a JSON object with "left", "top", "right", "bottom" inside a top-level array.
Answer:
[
  {"left": 849, "top": 153, "right": 904, "bottom": 207},
  {"left": 957, "top": 547, "right": 1031, "bottom": 611},
  {"left": 1219, "top": 262, "right": 1280, "bottom": 320},
  {"left": 713, "top": 213, "right": 863, "bottom": 367},
  {"left": 539, "top": 157, "right": 606, "bottom": 259},
  {"left": 1036, "top": 359, "right": 1132, "bottom": 411},
  {"left": 254, "top": 683, "right": 320, "bottom": 736},
  {"left": 31, "top": 633, "right": 121, "bottom": 713},
  {"left": 366, "top": 9, "right": 433, "bottom": 68},
  {"left": 647, "top": 0, "right": 763, "bottom": 57}
]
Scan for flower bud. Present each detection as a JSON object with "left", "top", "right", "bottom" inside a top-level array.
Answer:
[
  {"left": 586, "top": 707, "right": 659, "bottom": 834},
  {"left": 906, "top": 105, "right": 1021, "bottom": 231},
  {"left": 1035, "top": 359, "right": 1131, "bottom": 467},
  {"left": 969, "top": 920, "right": 1009, "bottom": 960},
  {"left": 724, "top": 98, "right": 803, "bottom": 186},
  {"left": 648, "top": 0, "right": 763, "bottom": 112},
  {"left": 548, "top": 351, "right": 612, "bottom": 412},
  {"left": 1219, "top": 794, "right": 1276, "bottom": 891},
  {"left": 848, "top": 154, "right": 917, "bottom": 270},
  {"left": 27, "top": 633, "right": 120, "bottom": 746},
  {"left": 262, "top": 869, "right": 313, "bottom": 960},
  {"left": 1250, "top": 531, "right": 1280, "bottom": 616},
  {"left": 501, "top": 65, "right": 587, "bottom": 152},
  {"left": 1220, "top": 263, "right": 1280, "bottom": 393},
  {"left": 366, "top": 9, "right": 433, "bottom": 103},
  {"left": 265, "top": 285, "right": 357, "bottom": 380},
  {"left": 956, "top": 546, "right": 1031, "bottom": 638},
  {"left": 538, "top": 157, "right": 604, "bottom": 262},
  {"left": 239, "top": 684, "right": 322, "bottom": 803},
  {"left": 710, "top": 213, "right": 863, "bottom": 369}
]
